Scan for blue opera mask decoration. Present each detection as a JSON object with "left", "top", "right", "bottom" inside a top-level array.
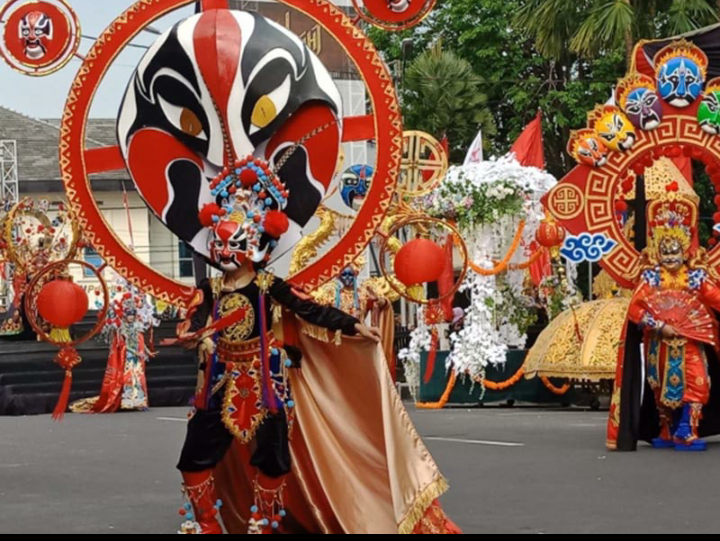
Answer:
[
  {"left": 340, "top": 165, "right": 373, "bottom": 211},
  {"left": 655, "top": 39, "right": 708, "bottom": 108}
]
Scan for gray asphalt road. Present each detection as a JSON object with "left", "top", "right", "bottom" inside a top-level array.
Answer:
[{"left": 0, "top": 406, "right": 718, "bottom": 534}]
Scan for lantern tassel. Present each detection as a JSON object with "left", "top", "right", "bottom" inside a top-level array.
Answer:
[
  {"left": 53, "top": 370, "right": 73, "bottom": 421},
  {"left": 52, "top": 346, "right": 82, "bottom": 421},
  {"left": 50, "top": 327, "right": 72, "bottom": 343}
]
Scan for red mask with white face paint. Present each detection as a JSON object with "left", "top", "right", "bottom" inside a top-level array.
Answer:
[{"left": 209, "top": 218, "right": 249, "bottom": 272}]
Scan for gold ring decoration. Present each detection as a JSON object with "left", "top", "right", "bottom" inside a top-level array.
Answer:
[
  {"left": 24, "top": 258, "right": 109, "bottom": 420},
  {"left": 398, "top": 130, "right": 449, "bottom": 198},
  {"left": 58, "top": 0, "right": 402, "bottom": 308},
  {"left": 3, "top": 198, "right": 80, "bottom": 273},
  {"left": 378, "top": 216, "right": 468, "bottom": 305},
  {"left": 0, "top": 0, "right": 81, "bottom": 77}
]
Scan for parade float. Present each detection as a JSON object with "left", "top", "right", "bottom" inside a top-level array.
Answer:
[
  {"left": 397, "top": 147, "right": 581, "bottom": 408},
  {"left": 543, "top": 36, "right": 720, "bottom": 451}
]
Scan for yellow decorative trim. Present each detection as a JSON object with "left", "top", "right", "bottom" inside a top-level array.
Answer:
[
  {"left": 398, "top": 476, "right": 449, "bottom": 535},
  {"left": 272, "top": 302, "right": 282, "bottom": 325},
  {"left": 300, "top": 322, "right": 342, "bottom": 345}
]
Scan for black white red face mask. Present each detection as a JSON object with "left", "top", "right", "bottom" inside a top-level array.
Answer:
[
  {"left": 117, "top": 9, "right": 343, "bottom": 270},
  {"left": 19, "top": 11, "right": 53, "bottom": 60}
]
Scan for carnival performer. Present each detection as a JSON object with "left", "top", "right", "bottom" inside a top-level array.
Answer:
[
  {"left": 71, "top": 285, "right": 157, "bottom": 413},
  {"left": 175, "top": 190, "right": 458, "bottom": 533},
  {"left": 608, "top": 189, "right": 720, "bottom": 451},
  {"left": 113, "top": 6, "right": 459, "bottom": 533}
]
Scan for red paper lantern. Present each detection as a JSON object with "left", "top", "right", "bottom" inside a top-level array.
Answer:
[
  {"left": 535, "top": 218, "right": 566, "bottom": 249},
  {"left": 394, "top": 239, "right": 446, "bottom": 286},
  {"left": 37, "top": 279, "right": 89, "bottom": 328}
]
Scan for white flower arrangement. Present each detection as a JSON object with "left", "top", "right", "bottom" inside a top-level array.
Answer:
[{"left": 405, "top": 155, "right": 558, "bottom": 392}]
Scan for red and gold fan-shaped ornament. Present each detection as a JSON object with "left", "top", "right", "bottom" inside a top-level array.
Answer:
[
  {"left": 24, "top": 260, "right": 109, "bottom": 419},
  {"left": 379, "top": 216, "right": 469, "bottom": 384}
]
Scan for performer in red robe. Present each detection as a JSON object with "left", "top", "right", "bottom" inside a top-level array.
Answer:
[
  {"left": 608, "top": 190, "right": 720, "bottom": 451},
  {"left": 71, "top": 292, "right": 154, "bottom": 414}
]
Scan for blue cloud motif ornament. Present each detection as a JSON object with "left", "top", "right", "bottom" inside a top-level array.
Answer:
[{"left": 560, "top": 233, "right": 617, "bottom": 263}]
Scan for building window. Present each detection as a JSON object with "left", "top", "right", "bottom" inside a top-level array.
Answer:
[
  {"left": 83, "top": 246, "right": 103, "bottom": 277},
  {"left": 179, "top": 242, "right": 194, "bottom": 278}
]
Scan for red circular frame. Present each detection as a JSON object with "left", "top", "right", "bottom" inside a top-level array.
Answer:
[
  {"left": 59, "top": 0, "right": 402, "bottom": 309},
  {"left": 0, "top": 0, "right": 80, "bottom": 76},
  {"left": 351, "top": 0, "right": 437, "bottom": 31}
]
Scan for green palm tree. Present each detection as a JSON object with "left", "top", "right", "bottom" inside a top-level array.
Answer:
[
  {"left": 515, "top": 0, "right": 719, "bottom": 63},
  {"left": 402, "top": 49, "right": 497, "bottom": 163}
]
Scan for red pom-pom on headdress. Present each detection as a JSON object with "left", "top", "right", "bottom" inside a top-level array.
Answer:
[
  {"left": 239, "top": 168, "right": 259, "bottom": 187},
  {"left": 199, "top": 203, "right": 224, "bottom": 228},
  {"left": 264, "top": 210, "right": 289, "bottom": 238}
]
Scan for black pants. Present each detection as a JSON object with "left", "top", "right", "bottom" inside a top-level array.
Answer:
[{"left": 176, "top": 407, "right": 291, "bottom": 478}]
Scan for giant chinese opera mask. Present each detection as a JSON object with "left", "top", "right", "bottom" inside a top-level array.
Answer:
[
  {"left": 655, "top": 40, "right": 708, "bottom": 109},
  {"left": 588, "top": 106, "right": 636, "bottom": 152},
  {"left": 117, "top": 9, "right": 343, "bottom": 270},
  {"left": 19, "top": 11, "right": 53, "bottom": 60}
]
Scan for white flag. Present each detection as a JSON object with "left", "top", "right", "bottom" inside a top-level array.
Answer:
[{"left": 464, "top": 130, "right": 483, "bottom": 165}]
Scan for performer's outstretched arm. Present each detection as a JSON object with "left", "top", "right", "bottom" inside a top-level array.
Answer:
[
  {"left": 270, "top": 279, "right": 382, "bottom": 342},
  {"left": 270, "top": 279, "right": 359, "bottom": 334}
]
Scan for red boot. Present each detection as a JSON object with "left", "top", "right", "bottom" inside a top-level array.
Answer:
[{"left": 181, "top": 470, "right": 223, "bottom": 534}]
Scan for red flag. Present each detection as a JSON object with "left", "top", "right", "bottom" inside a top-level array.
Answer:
[
  {"left": 510, "top": 111, "right": 546, "bottom": 170},
  {"left": 440, "top": 135, "right": 450, "bottom": 155},
  {"left": 529, "top": 245, "right": 552, "bottom": 287}
]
